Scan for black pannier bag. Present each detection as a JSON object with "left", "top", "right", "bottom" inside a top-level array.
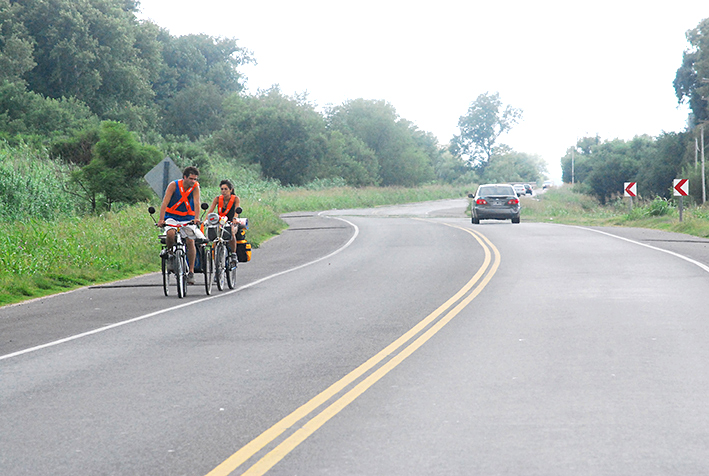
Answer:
[{"left": 235, "top": 226, "right": 251, "bottom": 262}]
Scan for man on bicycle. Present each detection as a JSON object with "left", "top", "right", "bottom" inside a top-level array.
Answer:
[{"left": 157, "top": 166, "right": 205, "bottom": 285}]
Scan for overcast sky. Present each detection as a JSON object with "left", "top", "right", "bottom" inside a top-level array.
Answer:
[{"left": 137, "top": 1, "right": 708, "bottom": 181}]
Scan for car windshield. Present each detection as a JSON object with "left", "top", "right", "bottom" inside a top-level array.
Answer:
[{"left": 479, "top": 186, "right": 514, "bottom": 196}]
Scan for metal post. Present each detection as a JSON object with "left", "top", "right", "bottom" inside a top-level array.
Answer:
[
  {"left": 629, "top": 196, "right": 633, "bottom": 214},
  {"left": 162, "top": 158, "right": 170, "bottom": 198},
  {"left": 679, "top": 196, "right": 684, "bottom": 222}
]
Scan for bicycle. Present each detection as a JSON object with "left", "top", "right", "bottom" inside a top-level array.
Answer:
[
  {"left": 205, "top": 212, "right": 238, "bottom": 291},
  {"left": 149, "top": 205, "right": 214, "bottom": 298}
]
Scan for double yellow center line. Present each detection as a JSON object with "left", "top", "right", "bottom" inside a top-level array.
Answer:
[{"left": 206, "top": 223, "right": 501, "bottom": 476}]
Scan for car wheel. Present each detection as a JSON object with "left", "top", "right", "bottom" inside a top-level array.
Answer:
[
  {"left": 472, "top": 216, "right": 480, "bottom": 224},
  {"left": 511, "top": 216, "right": 520, "bottom": 224}
]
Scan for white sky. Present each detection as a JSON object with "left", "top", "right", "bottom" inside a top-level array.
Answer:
[{"left": 137, "top": 0, "right": 708, "bottom": 181}]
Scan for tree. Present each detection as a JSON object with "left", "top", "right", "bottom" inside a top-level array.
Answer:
[
  {"left": 323, "top": 131, "right": 380, "bottom": 186},
  {"left": 75, "top": 121, "right": 160, "bottom": 210},
  {"left": 674, "top": 18, "right": 709, "bottom": 125},
  {"left": 482, "top": 149, "right": 547, "bottom": 184},
  {"left": 560, "top": 136, "right": 600, "bottom": 184},
  {"left": 327, "top": 99, "right": 435, "bottom": 186},
  {"left": 214, "top": 88, "right": 328, "bottom": 186},
  {"left": 162, "top": 82, "right": 226, "bottom": 140},
  {"left": 450, "top": 92, "right": 522, "bottom": 170},
  {"left": 581, "top": 139, "right": 643, "bottom": 205},
  {"left": 14, "top": 0, "right": 156, "bottom": 115},
  {"left": 0, "top": 0, "right": 36, "bottom": 84}
]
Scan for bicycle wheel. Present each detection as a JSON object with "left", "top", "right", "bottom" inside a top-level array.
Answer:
[
  {"left": 175, "top": 249, "right": 186, "bottom": 298},
  {"left": 226, "top": 254, "right": 237, "bottom": 289},
  {"left": 203, "top": 246, "right": 214, "bottom": 295},
  {"left": 161, "top": 255, "right": 170, "bottom": 296},
  {"left": 215, "top": 242, "right": 226, "bottom": 291}
]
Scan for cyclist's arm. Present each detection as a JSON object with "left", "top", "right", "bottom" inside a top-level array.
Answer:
[
  {"left": 158, "top": 181, "right": 176, "bottom": 227},
  {"left": 206, "top": 195, "right": 219, "bottom": 214},
  {"left": 193, "top": 184, "right": 201, "bottom": 224}
]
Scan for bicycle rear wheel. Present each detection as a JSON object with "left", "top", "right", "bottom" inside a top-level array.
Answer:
[
  {"left": 161, "top": 256, "right": 170, "bottom": 296},
  {"left": 203, "top": 246, "right": 214, "bottom": 295},
  {"left": 215, "top": 243, "right": 226, "bottom": 291},
  {"left": 175, "top": 249, "right": 186, "bottom": 298}
]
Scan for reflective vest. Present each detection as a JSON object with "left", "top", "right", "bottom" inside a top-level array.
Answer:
[
  {"left": 218, "top": 194, "right": 236, "bottom": 219},
  {"left": 165, "top": 179, "right": 197, "bottom": 220}
]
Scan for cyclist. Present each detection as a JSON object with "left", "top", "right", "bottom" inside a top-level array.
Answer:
[
  {"left": 206, "top": 179, "right": 240, "bottom": 264},
  {"left": 157, "top": 166, "right": 206, "bottom": 285}
]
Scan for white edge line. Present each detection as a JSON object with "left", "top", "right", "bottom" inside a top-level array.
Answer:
[
  {"left": 571, "top": 225, "right": 709, "bottom": 274},
  {"left": 0, "top": 217, "right": 359, "bottom": 362}
]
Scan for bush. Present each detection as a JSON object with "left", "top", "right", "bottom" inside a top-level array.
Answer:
[{"left": 645, "top": 196, "right": 673, "bottom": 216}]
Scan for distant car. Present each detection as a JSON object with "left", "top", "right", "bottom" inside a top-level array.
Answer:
[
  {"left": 543, "top": 180, "right": 553, "bottom": 189},
  {"left": 512, "top": 184, "right": 525, "bottom": 196},
  {"left": 523, "top": 184, "right": 533, "bottom": 195},
  {"left": 469, "top": 183, "right": 521, "bottom": 224}
]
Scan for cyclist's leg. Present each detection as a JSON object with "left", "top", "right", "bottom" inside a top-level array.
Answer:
[
  {"left": 165, "top": 227, "right": 177, "bottom": 249},
  {"left": 185, "top": 237, "right": 196, "bottom": 273}
]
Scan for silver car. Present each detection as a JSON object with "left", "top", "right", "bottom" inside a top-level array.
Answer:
[{"left": 469, "top": 184, "right": 521, "bottom": 224}]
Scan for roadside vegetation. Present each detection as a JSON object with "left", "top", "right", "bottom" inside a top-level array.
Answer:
[
  {"left": 3, "top": 2, "right": 709, "bottom": 307},
  {"left": 0, "top": 145, "right": 467, "bottom": 306},
  {"left": 521, "top": 186, "right": 709, "bottom": 238}
]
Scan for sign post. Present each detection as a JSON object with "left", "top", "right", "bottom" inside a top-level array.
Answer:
[
  {"left": 624, "top": 182, "right": 637, "bottom": 212},
  {"left": 673, "top": 178, "right": 689, "bottom": 222}
]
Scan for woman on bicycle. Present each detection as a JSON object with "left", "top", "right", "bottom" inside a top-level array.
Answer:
[{"left": 207, "top": 179, "right": 240, "bottom": 262}]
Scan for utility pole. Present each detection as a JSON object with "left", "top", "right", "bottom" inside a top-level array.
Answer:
[
  {"left": 571, "top": 147, "right": 575, "bottom": 185},
  {"left": 702, "top": 123, "right": 706, "bottom": 204}
]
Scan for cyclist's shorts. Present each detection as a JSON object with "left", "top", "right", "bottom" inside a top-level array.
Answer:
[{"left": 165, "top": 218, "right": 206, "bottom": 240}]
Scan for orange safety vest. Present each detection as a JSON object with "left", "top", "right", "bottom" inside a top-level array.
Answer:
[
  {"left": 218, "top": 194, "right": 236, "bottom": 219},
  {"left": 165, "top": 179, "right": 197, "bottom": 219}
]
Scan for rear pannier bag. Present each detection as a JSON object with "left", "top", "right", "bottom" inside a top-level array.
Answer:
[{"left": 236, "top": 226, "right": 251, "bottom": 262}]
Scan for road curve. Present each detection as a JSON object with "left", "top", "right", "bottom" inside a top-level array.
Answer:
[{"left": 3, "top": 201, "right": 709, "bottom": 475}]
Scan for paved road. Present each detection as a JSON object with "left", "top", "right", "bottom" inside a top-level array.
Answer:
[{"left": 3, "top": 200, "right": 709, "bottom": 475}]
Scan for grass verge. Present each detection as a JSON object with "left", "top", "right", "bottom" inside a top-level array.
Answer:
[{"left": 1, "top": 184, "right": 467, "bottom": 306}]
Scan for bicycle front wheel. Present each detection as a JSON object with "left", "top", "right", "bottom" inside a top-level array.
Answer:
[
  {"left": 175, "top": 249, "right": 186, "bottom": 298},
  {"left": 215, "top": 243, "right": 226, "bottom": 291},
  {"left": 203, "top": 246, "right": 214, "bottom": 295},
  {"left": 161, "top": 256, "right": 170, "bottom": 296}
]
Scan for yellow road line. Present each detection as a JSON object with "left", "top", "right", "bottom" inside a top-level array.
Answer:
[{"left": 206, "top": 224, "right": 499, "bottom": 476}]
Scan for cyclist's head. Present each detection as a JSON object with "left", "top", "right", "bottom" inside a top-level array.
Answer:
[
  {"left": 182, "top": 166, "right": 199, "bottom": 187},
  {"left": 219, "top": 180, "right": 234, "bottom": 195},
  {"left": 183, "top": 166, "right": 199, "bottom": 179}
]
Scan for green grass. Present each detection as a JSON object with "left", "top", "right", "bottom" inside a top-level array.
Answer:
[
  {"left": 521, "top": 186, "right": 709, "bottom": 238},
  {"left": 7, "top": 180, "right": 709, "bottom": 307},
  {"left": 1, "top": 183, "right": 468, "bottom": 306},
  {"left": 0, "top": 206, "right": 160, "bottom": 306}
]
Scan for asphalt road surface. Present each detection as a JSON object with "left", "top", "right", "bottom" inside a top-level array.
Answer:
[{"left": 3, "top": 199, "right": 709, "bottom": 475}]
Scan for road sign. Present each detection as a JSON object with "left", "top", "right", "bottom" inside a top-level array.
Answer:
[
  {"left": 673, "top": 178, "right": 689, "bottom": 196},
  {"left": 144, "top": 156, "right": 182, "bottom": 198},
  {"left": 624, "top": 182, "right": 637, "bottom": 197}
]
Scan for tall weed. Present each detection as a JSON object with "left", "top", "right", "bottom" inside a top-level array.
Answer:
[{"left": 0, "top": 142, "right": 78, "bottom": 221}]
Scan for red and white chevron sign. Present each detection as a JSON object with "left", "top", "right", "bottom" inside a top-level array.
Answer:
[
  {"left": 624, "top": 182, "right": 637, "bottom": 197},
  {"left": 673, "top": 179, "right": 689, "bottom": 196}
]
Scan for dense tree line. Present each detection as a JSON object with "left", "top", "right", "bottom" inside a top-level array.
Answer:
[
  {"left": 556, "top": 17, "right": 709, "bottom": 205},
  {"left": 0, "top": 0, "right": 547, "bottom": 213}
]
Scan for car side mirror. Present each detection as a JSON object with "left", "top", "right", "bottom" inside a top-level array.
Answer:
[{"left": 467, "top": 193, "right": 474, "bottom": 199}]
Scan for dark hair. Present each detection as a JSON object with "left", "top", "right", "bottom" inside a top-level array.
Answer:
[
  {"left": 219, "top": 179, "right": 235, "bottom": 195},
  {"left": 183, "top": 166, "right": 199, "bottom": 178}
]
